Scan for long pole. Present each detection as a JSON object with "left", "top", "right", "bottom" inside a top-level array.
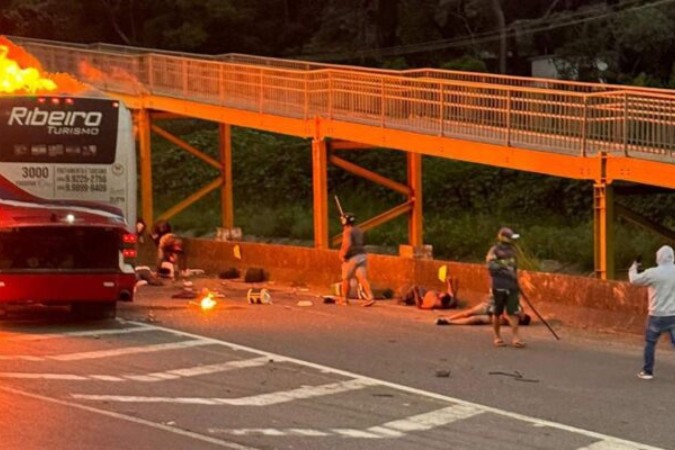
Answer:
[
  {"left": 334, "top": 195, "right": 345, "bottom": 217},
  {"left": 520, "top": 290, "right": 560, "bottom": 341}
]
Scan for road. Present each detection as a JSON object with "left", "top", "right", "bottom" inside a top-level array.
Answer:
[{"left": 0, "top": 278, "right": 673, "bottom": 450}]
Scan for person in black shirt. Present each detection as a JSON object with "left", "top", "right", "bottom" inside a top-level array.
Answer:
[
  {"left": 486, "top": 227, "right": 525, "bottom": 348},
  {"left": 338, "top": 213, "right": 375, "bottom": 307}
]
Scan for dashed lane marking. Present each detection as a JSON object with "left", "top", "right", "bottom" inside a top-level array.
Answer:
[
  {"left": 126, "top": 321, "right": 664, "bottom": 450},
  {"left": 210, "top": 404, "right": 484, "bottom": 439},
  {"left": 0, "top": 340, "right": 210, "bottom": 361},
  {"left": 72, "top": 378, "right": 379, "bottom": 406},
  {"left": 0, "top": 385, "right": 258, "bottom": 450},
  {"left": 0, "top": 356, "right": 270, "bottom": 383}
]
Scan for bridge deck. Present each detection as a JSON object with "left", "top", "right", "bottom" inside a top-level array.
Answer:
[{"left": 16, "top": 37, "right": 675, "bottom": 189}]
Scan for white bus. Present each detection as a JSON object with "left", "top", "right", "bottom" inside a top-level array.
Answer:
[{"left": 0, "top": 94, "right": 138, "bottom": 319}]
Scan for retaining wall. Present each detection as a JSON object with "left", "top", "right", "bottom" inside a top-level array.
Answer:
[{"left": 179, "top": 239, "right": 649, "bottom": 335}]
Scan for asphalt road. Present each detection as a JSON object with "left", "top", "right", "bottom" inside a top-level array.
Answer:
[{"left": 0, "top": 278, "right": 673, "bottom": 450}]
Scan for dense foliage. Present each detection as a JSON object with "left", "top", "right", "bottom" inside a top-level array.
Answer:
[{"left": 2, "top": 0, "right": 673, "bottom": 274}]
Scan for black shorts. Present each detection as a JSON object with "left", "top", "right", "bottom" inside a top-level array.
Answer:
[{"left": 491, "top": 288, "right": 520, "bottom": 316}]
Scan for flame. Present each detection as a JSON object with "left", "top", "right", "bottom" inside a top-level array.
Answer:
[
  {"left": 0, "top": 36, "right": 88, "bottom": 95},
  {"left": 0, "top": 44, "right": 56, "bottom": 94},
  {"left": 200, "top": 294, "right": 217, "bottom": 311}
]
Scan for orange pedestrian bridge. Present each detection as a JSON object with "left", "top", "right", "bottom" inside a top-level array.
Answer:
[{"left": 14, "top": 37, "right": 675, "bottom": 280}]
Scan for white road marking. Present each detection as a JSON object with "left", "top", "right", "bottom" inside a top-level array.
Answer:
[
  {"left": 288, "top": 429, "right": 329, "bottom": 437},
  {"left": 133, "top": 322, "right": 664, "bottom": 450},
  {"left": 89, "top": 375, "right": 125, "bottom": 382},
  {"left": 0, "top": 340, "right": 209, "bottom": 361},
  {"left": 0, "top": 324, "right": 155, "bottom": 342},
  {"left": 374, "top": 404, "right": 483, "bottom": 433},
  {"left": 0, "top": 385, "right": 257, "bottom": 450},
  {"left": 210, "top": 404, "right": 483, "bottom": 439},
  {"left": 151, "top": 357, "right": 269, "bottom": 380},
  {"left": 579, "top": 441, "right": 646, "bottom": 450},
  {"left": 0, "top": 357, "right": 270, "bottom": 383},
  {"left": 0, "top": 373, "right": 88, "bottom": 381},
  {"left": 72, "top": 378, "right": 378, "bottom": 406},
  {"left": 334, "top": 429, "right": 383, "bottom": 438}
]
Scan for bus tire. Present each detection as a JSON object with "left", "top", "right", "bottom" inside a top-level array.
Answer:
[{"left": 72, "top": 302, "right": 117, "bottom": 320}]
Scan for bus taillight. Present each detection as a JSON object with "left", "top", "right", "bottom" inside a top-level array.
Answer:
[{"left": 122, "top": 233, "right": 137, "bottom": 265}]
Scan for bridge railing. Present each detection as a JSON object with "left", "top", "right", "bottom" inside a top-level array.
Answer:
[
  {"left": 21, "top": 40, "right": 675, "bottom": 162},
  {"left": 16, "top": 35, "right": 675, "bottom": 96}
]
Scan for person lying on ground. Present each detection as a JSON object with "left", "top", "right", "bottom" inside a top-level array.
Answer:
[
  {"left": 435, "top": 300, "right": 531, "bottom": 326},
  {"left": 413, "top": 276, "right": 459, "bottom": 310}
]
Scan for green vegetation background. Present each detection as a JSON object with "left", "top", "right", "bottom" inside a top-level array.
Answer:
[{"left": 150, "top": 122, "right": 674, "bottom": 278}]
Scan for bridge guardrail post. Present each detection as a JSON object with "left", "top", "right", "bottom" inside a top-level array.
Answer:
[
  {"left": 581, "top": 96, "right": 588, "bottom": 157},
  {"left": 328, "top": 72, "right": 333, "bottom": 119},
  {"left": 147, "top": 54, "right": 154, "bottom": 91},
  {"left": 380, "top": 78, "right": 386, "bottom": 127},
  {"left": 182, "top": 58, "right": 188, "bottom": 96},
  {"left": 623, "top": 92, "right": 629, "bottom": 157},
  {"left": 304, "top": 78, "right": 309, "bottom": 121},
  {"left": 506, "top": 89, "right": 512, "bottom": 146},
  {"left": 259, "top": 68, "right": 264, "bottom": 113},
  {"left": 439, "top": 83, "right": 445, "bottom": 137},
  {"left": 218, "top": 63, "right": 224, "bottom": 104}
]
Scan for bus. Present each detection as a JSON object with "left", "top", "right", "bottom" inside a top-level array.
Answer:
[{"left": 0, "top": 93, "right": 138, "bottom": 319}]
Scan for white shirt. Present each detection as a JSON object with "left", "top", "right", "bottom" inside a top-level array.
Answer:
[{"left": 629, "top": 245, "right": 675, "bottom": 316}]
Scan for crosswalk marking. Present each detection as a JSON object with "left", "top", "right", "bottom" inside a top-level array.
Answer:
[
  {"left": 0, "top": 373, "right": 87, "bottom": 381},
  {"left": 138, "top": 322, "right": 664, "bottom": 450},
  {"left": 0, "top": 357, "right": 270, "bottom": 383},
  {"left": 0, "top": 385, "right": 258, "bottom": 450},
  {"left": 579, "top": 441, "right": 646, "bottom": 450},
  {"left": 72, "top": 378, "right": 379, "bottom": 406},
  {"left": 0, "top": 320, "right": 664, "bottom": 450},
  {"left": 0, "top": 340, "right": 209, "bottom": 362},
  {"left": 374, "top": 404, "right": 483, "bottom": 433},
  {"left": 210, "top": 405, "right": 484, "bottom": 439},
  {"left": 0, "top": 324, "right": 155, "bottom": 342}
]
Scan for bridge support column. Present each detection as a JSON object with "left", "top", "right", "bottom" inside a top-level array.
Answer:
[
  {"left": 594, "top": 182, "right": 615, "bottom": 280},
  {"left": 312, "top": 139, "right": 329, "bottom": 249},
  {"left": 136, "top": 109, "right": 154, "bottom": 227},
  {"left": 219, "top": 124, "right": 234, "bottom": 229},
  {"left": 407, "top": 152, "right": 423, "bottom": 248}
]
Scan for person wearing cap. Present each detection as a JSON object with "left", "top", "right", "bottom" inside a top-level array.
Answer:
[
  {"left": 628, "top": 245, "right": 675, "bottom": 380},
  {"left": 486, "top": 227, "right": 525, "bottom": 347},
  {"left": 338, "top": 213, "right": 375, "bottom": 307}
]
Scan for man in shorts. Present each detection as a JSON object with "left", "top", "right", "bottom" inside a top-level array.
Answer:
[
  {"left": 486, "top": 227, "right": 525, "bottom": 347},
  {"left": 338, "top": 213, "right": 375, "bottom": 307}
]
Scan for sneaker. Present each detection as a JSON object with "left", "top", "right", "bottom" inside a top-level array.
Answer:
[
  {"left": 361, "top": 299, "right": 376, "bottom": 307},
  {"left": 637, "top": 371, "right": 654, "bottom": 380},
  {"left": 436, "top": 318, "right": 450, "bottom": 326}
]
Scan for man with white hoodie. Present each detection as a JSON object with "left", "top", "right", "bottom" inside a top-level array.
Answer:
[{"left": 628, "top": 245, "right": 675, "bottom": 380}]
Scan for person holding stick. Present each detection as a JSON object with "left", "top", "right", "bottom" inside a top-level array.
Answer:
[
  {"left": 334, "top": 198, "right": 375, "bottom": 307},
  {"left": 486, "top": 227, "right": 526, "bottom": 348},
  {"left": 628, "top": 245, "right": 675, "bottom": 380}
]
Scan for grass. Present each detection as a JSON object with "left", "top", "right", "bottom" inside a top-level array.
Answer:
[{"left": 154, "top": 192, "right": 665, "bottom": 278}]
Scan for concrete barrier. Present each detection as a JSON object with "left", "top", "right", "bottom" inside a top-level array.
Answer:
[{"left": 180, "top": 238, "right": 648, "bottom": 335}]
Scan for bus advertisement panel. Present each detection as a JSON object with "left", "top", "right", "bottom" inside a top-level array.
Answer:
[{"left": 0, "top": 95, "right": 136, "bottom": 224}]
